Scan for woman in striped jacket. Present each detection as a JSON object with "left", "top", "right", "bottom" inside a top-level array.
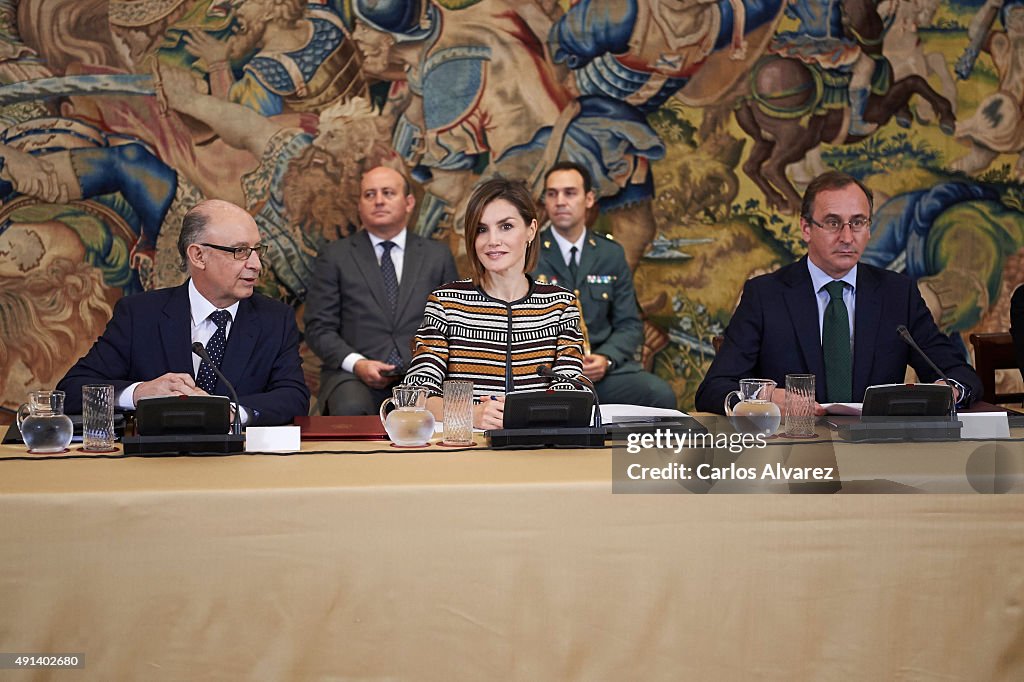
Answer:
[{"left": 403, "top": 177, "right": 586, "bottom": 430}]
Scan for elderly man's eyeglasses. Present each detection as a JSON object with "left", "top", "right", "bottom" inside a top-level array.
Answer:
[
  {"left": 808, "top": 217, "right": 871, "bottom": 234},
  {"left": 201, "top": 243, "right": 269, "bottom": 260}
]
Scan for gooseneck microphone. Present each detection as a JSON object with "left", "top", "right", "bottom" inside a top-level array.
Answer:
[
  {"left": 896, "top": 325, "right": 957, "bottom": 416},
  {"left": 537, "top": 364, "right": 602, "bottom": 428},
  {"left": 193, "top": 341, "right": 243, "bottom": 435}
]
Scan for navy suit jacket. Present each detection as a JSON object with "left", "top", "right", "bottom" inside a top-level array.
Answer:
[
  {"left": 58, "top": 283, "right": 310, "bottom": 425},
  {"left": 695, "top": 258, "right": 982, "bottom": 413},
  {"left": 1012, "top": 285, "right": 1024, "bottom": 374}
]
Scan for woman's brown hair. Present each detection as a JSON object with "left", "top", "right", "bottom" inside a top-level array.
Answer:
[{"left": 462, "top": 177, "right": 539, "bottom": 284}]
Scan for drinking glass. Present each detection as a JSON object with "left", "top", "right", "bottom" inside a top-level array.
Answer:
[
  {"left": 783, "top": 374, "right": 816, "bottom": 438},
  {"left": 442, "top": 380, "right": 474, "bottom": 446},
  {"left": 83, "top": 384, "right": 116, "bottom": 451}
]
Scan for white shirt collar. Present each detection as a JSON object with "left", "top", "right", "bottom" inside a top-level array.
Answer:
[
  {"left": 807, "top": 258, "right": 857, "bottom": 294},
  {"left": 549, "top": 228, "right": 586, "bottom": 266},
  {"left": 188, "top": 279, "right": 240, "bottom": 326},
  {"left": 368, "top": 228, "right": 407, "bottom": 252}
]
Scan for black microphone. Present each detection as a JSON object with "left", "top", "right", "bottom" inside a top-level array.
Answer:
[
  {"left": 193, "top": 341, "right": 243, "bottom": 435},
  {"left": 896, "top": 325, "right": 957, "bottom": 415},
  {"left": 537, "top": 364, "right": 602, "bottom": 428}
]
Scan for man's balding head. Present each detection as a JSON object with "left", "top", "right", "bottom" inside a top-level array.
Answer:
[
  {"left": 181, "top": 200, "right": 265, "bottom": 308},
  {"left": 358, "top": 166, "right": 415, "bottom": 239}
]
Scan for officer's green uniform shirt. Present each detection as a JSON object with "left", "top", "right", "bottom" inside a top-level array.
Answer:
[{"left": 533, "top": 228, "right": 643, "bottom": 370}]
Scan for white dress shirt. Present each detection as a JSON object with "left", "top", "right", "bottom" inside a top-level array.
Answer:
[{"left": 549, "top": 228, "right": 586, "bottom": 270}]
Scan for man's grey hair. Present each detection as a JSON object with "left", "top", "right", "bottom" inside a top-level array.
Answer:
[{"left": 178, "top": 204, "right": 210, "bottom": 271}]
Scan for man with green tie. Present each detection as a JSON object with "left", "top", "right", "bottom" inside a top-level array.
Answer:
[
  {"left": 695, "top": 170, "right": 982, "bottom": 414},
  {"left": 533, "top": 161, "right": 676, "bottom": 409}
]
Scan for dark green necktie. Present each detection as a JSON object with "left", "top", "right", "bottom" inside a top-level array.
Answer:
[
  {"left": 822, "top": 280, "right": 852, "bottom": 402},
  {"left": 568, "top": 245, "right": 579, "bottom": 282}
]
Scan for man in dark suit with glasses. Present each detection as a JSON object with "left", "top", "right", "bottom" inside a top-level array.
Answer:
[
  {"left": 696, "top": 170, "right": 981, "bottom": 414},
  {"left": 58, "top": 199, "right": 310, "bottom": 425}
]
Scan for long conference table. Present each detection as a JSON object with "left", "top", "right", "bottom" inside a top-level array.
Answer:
[{"left": 2, "top": 421, "right": 1024, "bottom": 680}]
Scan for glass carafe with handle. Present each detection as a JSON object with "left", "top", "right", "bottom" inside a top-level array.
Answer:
[
  {"left": 17, "top": 390, "right": 74, "bottom": 453},
  {"left": 379, "top": 385, "right": 436, "bottom": 447},
  {"left": 724, "top": 379, "right": 781, "bottom": 436}
]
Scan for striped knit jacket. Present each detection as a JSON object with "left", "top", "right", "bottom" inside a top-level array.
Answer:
[{"left": 403, "top": 278, "right": 586, "bottom": 399}]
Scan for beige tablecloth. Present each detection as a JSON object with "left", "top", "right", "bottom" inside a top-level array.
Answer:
[{"left": 1, "top": 437, "right": 1023, "bottom": 680}]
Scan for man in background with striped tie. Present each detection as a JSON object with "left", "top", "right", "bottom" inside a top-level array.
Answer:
[
  {"left": 58, "top": 199, "right": 310, "bottom": 425},
  {"left": 305, "top": 165, "right": 458, "bottom": 415},
  {"left": 695, "top": 170, "right": 982, "bottom": 414}
]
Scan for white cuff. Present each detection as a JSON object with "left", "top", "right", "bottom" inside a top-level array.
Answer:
[
  {"left": 118, "top": 383, "right": 140, "bottom": 410},
  {"left": 341, "top": 352, "right": 366, "bottom": 374}
]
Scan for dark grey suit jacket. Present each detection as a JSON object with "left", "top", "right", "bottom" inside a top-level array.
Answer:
[{"left": 304, "top": 229, "right": 458, "bottom": 406}]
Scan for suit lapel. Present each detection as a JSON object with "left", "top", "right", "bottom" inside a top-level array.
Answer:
[
  {"left": 220, "top": 297, "right": 260, "bottom": 391},
  {"left": 161, "top": 284, "right": 198, "bottom": 375},
  {"left": 351, "top": 230, "right": 390, "bottom": 316},
  {"left": 781, "top": 259, "right": 826, "bottom": 398},
  {"left": 395, "top": 232, "right": 425, "bottom": 320},
  {"left": 852, "top": 265, "right": 882, "bottom": 399}
]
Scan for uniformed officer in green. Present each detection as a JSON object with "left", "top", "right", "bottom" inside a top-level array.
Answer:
[{"left": 533, "top": 161, "right": 676, "bottom": 408}]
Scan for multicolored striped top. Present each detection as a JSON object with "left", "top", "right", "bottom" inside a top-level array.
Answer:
[{"left": 403, "top": 279, "right": 586, "bottom": 399}]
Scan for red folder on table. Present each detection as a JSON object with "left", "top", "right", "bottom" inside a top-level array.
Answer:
[{"left": 293, "top": 415, "right": 388, "bottom": 440}]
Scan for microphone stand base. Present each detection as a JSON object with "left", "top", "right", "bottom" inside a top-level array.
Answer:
[
  {"left": 486, "top": 427, "right": 606, "bottom": 449},
  {"left": 123, "top": 434, "right": 246, "bottom": 456}
]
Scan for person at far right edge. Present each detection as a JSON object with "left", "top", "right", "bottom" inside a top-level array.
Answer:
[
  {"left": 533, "top": 161, "right": 677, "bottom": 409},
  {"left": 1011, "top": 284, "right": 1024, "bottom": 376},
  {"left": 695, "top": 170, "right": 982, "bottom": 414}
]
